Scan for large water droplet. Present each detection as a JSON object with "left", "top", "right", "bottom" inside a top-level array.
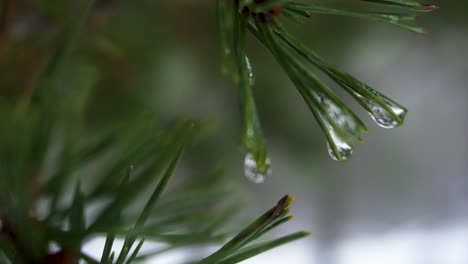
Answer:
[
  {"left": 326, "top": 130, "right": 353, "bottom": 161},
  {"left": 368, "top": 98, "right": 407, "bottom": 129},
  {"left": 327, "top": 142, "right": 353, "bottom": 161},
  {"left": 355, "top": 94, "right": 407, "bottom": 129},
  {"left": 244, "top": 153, "right": 271, "bottom": 184}
]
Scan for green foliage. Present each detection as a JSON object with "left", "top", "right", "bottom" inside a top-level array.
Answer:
[
  {"left": 0, "top": 0, "right": 436, "bottom": 263},
  {"left": 217, "top": 0, "right": 435, "bottom": 164},
  {"left": 199, "top": 195, "right": 308, "bottom": 264},
  {"left": 0, "top": 0, "right": 307, "bottom": 263}
]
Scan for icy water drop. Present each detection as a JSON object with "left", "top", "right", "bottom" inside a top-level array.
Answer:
[
  {"left": 244, "top": 153, "right": 271, "bottom": 184},
  {"left": 326, "top": 129, "right": 353, "bottom": 161},
  {"left": 368, "top": 99, "right": 407, "bottom": 129},
  {"left": 327, "top": 142, "right": 353, "bottom": 161},
  {"left": 355, "top": 93, "right": 407, "bottom": 129}
]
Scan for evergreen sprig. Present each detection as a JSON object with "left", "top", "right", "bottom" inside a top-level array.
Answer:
[
  {"left": 0, "top": 0, "right": 308, "bottom": 263},
  {"left": 199, "top": 195, "right": 308, "bottom": 264},
  {"left": 217, "top": 0, "right": 436, "bottom": 169},
  {"left": 0, "top": 0, "right": 436, "bottom": 262}
]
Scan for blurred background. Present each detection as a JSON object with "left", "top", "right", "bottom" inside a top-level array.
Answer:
[{"left": 1, "top": 0, "right": 467, "bottom": 263}]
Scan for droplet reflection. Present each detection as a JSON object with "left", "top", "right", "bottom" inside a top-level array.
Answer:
[{"left": 244, "top": 153, "right": 271, "bottom": 184}]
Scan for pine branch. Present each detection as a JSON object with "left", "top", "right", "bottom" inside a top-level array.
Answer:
[
  {"left": 217, "top": 0, "right": 435, "bottom": 165},
  {"left": 0, "top": 0, "right": 437, "bottom": 263}
]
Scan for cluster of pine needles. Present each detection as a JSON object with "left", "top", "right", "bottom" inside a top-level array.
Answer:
[{"left": 0, "top": 0, "right": 435, "bottom": 263}]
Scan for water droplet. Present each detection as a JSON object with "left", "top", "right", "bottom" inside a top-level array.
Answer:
[
  {"left": 382, "top": 14, "right": 400, "bottom": 22},
  {"left": 245, "top": 56, "right": 255, "bottom": 86},
  {"left": 327, "top": 142, "right": 353, "bottom": 161},
  {"left": 244, "top": 153, "right": 271, "bottom": 184},
  {"left": 326, "top": 130, "right": 353, "bottom": 161},
  {"left": 354, "top": 93, "right": 407, "bottom": 129},
  {"left": 368, "top": 98, "right": 407, "bottom": 129}
]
